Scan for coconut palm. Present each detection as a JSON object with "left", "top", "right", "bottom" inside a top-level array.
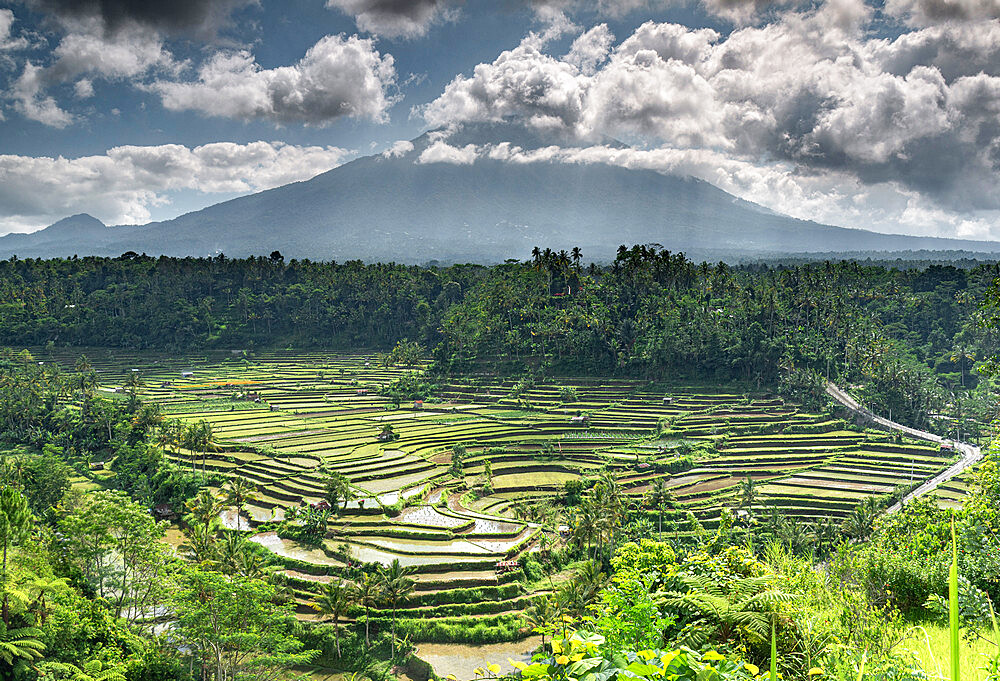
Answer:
[
  {"left": 523, "top": 595, "right": 556, "bottom": 649},
  {"left": 313, "top": 579, "right": 351, "bottom": 657},
  {"left": 351, "top": 572, "right": 380, "bottom": 648},
  {"left": 221, "top": 477, "right": 258, "bottom": 531},
  {"left": 184, "top": 489, "right": 224, "bottom": 528},
  {"left": 378, "top": 559, "right": 415, "bottom": 656},
  {"left": 179, "top": 521, "right": 219, "bottom": 566},
  {"left": 322, "top": 471, "right": 353, "bottom": 515},
  {"left": 646, "top": 477, "right": 670, "bottom": 535},
  {"left": 739, "top": 475, "right": 759, "bottom": 519}
]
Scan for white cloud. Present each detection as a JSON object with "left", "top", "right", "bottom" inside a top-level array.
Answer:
[
  {"left": 11, "top": 62, "right": 74, "bottom": 127},
  {"left": 8, "top": 24, "right": 179, "bottom": 127},
  {"left": 151, "top": 34, "right": 398, "bottom": 125},
  {"left": 0, "top": 141, "right": 352, "bottom": 233},
  {"left": 382, "top": 139, "right": 414, "bottom": 157},
  {"left": 420, "top": 6, "right": 1000, "bottom": 237},
  {"left": 0, "top": 9, "right": 28, "bottom": 50},
  {"left": 325, "top": 0, "right": 459, "bottom": 38},
  {"left": 417, "top": 140, "right": 477, "bottom": 164},
  {"left": 564, "top": 24, "right": 614, "bottom": 75},
  {"left": 73, "top": 78, "right": 94, "bottom": 98},
  {"left": 884, "top": 0, "right": 1000, "bottom": 26}
]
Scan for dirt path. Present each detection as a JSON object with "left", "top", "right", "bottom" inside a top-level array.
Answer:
[{"left": 824, "top": 382, "right": 982, "bottom": 513}]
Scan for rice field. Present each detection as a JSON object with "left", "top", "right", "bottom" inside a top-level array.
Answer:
[{"left": 40, "top": 347, "right": 958, "bottom": 637}]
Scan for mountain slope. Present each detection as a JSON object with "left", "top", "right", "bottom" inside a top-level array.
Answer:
[{"left": 3, "top": 126, "right": 998, "bottom": 262}]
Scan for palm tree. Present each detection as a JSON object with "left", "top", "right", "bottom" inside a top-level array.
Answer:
[
  {"left": 351, "top": 572, "right": 381, "bottom": 648},
  {"left": 0, "top": 488, "right": 32, "bottom": 625},
  {"left": 646, "top": 478, "right": 670, "bottom": 535},
  {"left": 221, "top": 477, "right": 258, "bottom": 531},
  {"left": 573, "top": 560, "right": 607, "bottom": 605},
  {"left": 739, "top": 475, "right": 759, "bottom": 519},
  {"left": 841, "top": 497, "right": 878, "bottom": 541},
  {"left": 216, "top": 533, "right": 249, "bottom": 575},
  {"left": 950, "top": 345, "right": 975, "bottom": 388},
  {"left": 123, "top": 371, "right": 144, "bottom": 409},
  {"left": 323, "top": 470, "right": 353, "bottom": 515},
  {"left": 523, "top": 595, "right": 555, "bottom": 649},
  {"left": 314, "top": 579, "right": 351, "bottom": 657},
  {"left": 184, "top": 489, "right": 224, "bottom": 528},
  {"left": 179, "top": 521, "right": 219, "bottom": 566},
  {"left": 378, "top": 559, "right": 415, "bottom": 656}
]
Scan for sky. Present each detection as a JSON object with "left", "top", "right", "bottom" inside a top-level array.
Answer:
[{"left": 1, "top": 0, "right": 999, "bottom": 241}]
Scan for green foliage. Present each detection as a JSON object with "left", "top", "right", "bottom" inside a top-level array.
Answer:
[{"left": 171, "top": 567, "right": 315, "bottom": 681}]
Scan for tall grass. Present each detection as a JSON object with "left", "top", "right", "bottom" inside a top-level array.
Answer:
[{"left": 951, "top": 514, "right": 960, "bottom": 681}]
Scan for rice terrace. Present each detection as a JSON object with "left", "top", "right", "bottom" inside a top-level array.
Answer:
[{"left": 43, "top": 348, "right": 961, "bottom": 643}]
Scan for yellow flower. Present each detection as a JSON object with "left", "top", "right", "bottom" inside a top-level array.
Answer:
[
  {"left": 570, "top": 653, "right": 585, "bottom": 662},
  {"left": 638, "top": 650, "right": 656, "bottom": 661},
  {"left": 808, "top": 668, "right": 824, "bottom": 676},
  {"left": 487, "top": 664, "right": 501, "bottom": 675},
  {"left": 703, "top": 651, "right": 726, "bottom": 662},
  {"left": 556, "top": 656, "right": 570, "bottom": 666},
  {"left": 745, "top": 663, "right": 760, "bottom": 676}
]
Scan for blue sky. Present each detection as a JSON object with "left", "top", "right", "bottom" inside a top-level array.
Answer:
[{"left": 1, "top": 0, "right": 999, "bottom": 241}]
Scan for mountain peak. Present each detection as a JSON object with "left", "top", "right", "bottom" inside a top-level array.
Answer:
[{"left": 43, "top": 214, "right": 107, "bottom": 236}]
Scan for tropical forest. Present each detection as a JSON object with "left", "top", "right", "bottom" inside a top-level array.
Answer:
[{"left": 2, "top": 246, "right": 1000, "bottom": 681}]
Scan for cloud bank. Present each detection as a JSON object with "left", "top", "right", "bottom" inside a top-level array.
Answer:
[
  {"left": 419, "top": 1, "right": 1000, "bottom": 237},
  {"left": 0, "top": 141, "right": 351, "bottom": 233}
]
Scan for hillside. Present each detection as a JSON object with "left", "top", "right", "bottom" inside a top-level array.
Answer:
[{"left": 3, "top": 124, "right": 999, "bottom": 262}]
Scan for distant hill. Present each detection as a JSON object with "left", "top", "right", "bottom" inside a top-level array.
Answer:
[{"left": 4, "top": 122, "right": 999, "bottom": 263}]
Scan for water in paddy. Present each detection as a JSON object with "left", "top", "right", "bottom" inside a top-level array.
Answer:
[
  {"left": 218, "top": 507, "right": 250, "bottom": 530},
  {"left": 470, "top": 517, "right": 521, "bottom": 535},
  {"left": 368, "top": 537, "right": 494, "bottom": 554},
  {"left": 251, "top": 531, "right": 341, "bottom": 566},
  {"left": 346, "top": 543, "right": 492, "bottom": 567},
  {"left": 417, "top": 638, "right": 541, "bottom": 681},
  {"left": 395, "top": 505, "right": 469, "bottom": 528}
]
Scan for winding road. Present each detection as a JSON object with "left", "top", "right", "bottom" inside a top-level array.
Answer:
[{"left": 824, "top": 382, "right": 983, "bottom": 513}]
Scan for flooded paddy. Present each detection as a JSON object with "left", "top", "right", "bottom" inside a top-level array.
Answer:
[
  {"left": 416, "top": 638, "right": 541, "bottom": 681},
  {"left": 251, "top": 531, "right": 342, "bottom": 566}
]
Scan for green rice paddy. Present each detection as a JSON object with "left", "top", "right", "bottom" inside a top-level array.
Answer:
[{"left": 41, "top": 347, "right": 958, "bottom": 636}]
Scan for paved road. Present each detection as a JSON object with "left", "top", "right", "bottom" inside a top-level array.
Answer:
[{"left": 824, "top": 382, "right": 982, "bottom": 513}]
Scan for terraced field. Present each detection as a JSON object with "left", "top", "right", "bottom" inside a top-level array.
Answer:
[{"left": 38, "top": 348, "right": 958, "bottom": 639}]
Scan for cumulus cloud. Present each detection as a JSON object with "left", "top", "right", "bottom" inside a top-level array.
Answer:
[
  {"left": 423, "top": 6, "right": 1000, "bottom": 212},
  {"left": 0, "top": 9, "right": 29, "bottom": 50},
  {"left": 417, "top": 140, "right": 477, "bottom": 164},
  {"left": 0, "top": 141, "right": 352, "bottom": 233},
  {"left": 884, "top": 0, "right": 1000, "bottom": 26},
  {"left": 382, "top": 139, "right": 414, "bottom": 157},
  {"left": 27, "top": 0, "right": 253, "bottom": 37},
  {"left": 564, "top": 24, "right": 614, "bottom": 75},
  {"left": 8, "top": 23, "right": 179, "bottom": 126},
  {"left": 150, "top": 34, "right": 398, "bottom": 125},
  {"left": 325, "top": 0, "right": 460, "bottom": 38}
]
